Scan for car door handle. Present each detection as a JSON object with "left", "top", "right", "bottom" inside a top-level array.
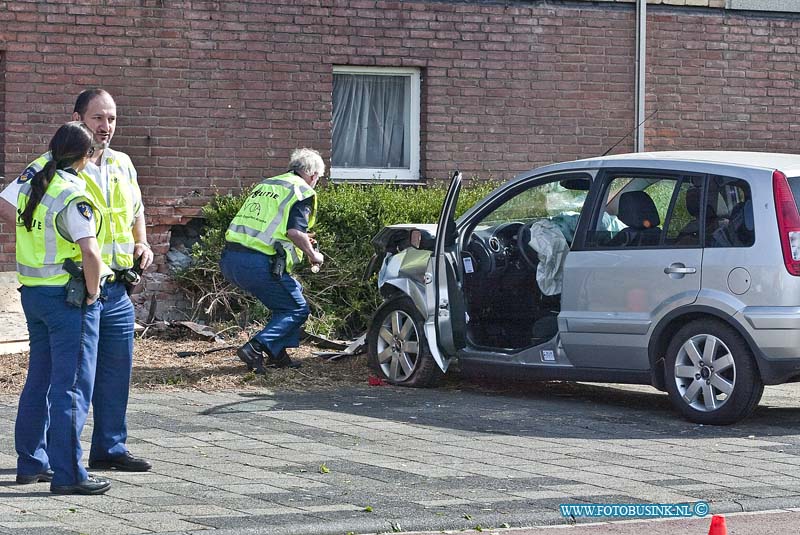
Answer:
[{"left": 664, "top": 264, "right": 697, "bottom": 274}]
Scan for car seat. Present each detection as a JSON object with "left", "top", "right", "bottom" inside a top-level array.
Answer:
[
  {"left": 608, "top": 191, "right": 662, "bottom": 246},
  {"left": 719, "top": 199, "right": 754, "bottom": 246},
  {"left": 676, "top": 186, "right": 725, "bottom": 245}
]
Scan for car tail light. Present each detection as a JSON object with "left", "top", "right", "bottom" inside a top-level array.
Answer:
[{"left": 772, "top": 169, "right": 800, "bottom": 276}]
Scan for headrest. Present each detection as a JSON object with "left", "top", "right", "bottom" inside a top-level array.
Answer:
[
  {"left": 685, "top": 187, "right": 702, "bottom": 218},
  {"left": 729, "top": 200, "right": 754, "bottom": 232},
  {"left": 618, "top": 191, "right": 660, "bottom": 229},
  {"left": 686, "top": 186, "right": 719, "bottom": 219}
]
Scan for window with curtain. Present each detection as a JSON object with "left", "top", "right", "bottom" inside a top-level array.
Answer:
[{"left": 332, "top": 67, "right": 420, "bottom": 181}]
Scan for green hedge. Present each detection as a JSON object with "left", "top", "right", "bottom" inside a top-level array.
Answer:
[{"left": 176, "top": 180, "right": 498, "bottom": 338}]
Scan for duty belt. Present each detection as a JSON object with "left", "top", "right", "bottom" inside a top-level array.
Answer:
[{"left": 112, "top": 268, "right": 140, "bottom": 285}]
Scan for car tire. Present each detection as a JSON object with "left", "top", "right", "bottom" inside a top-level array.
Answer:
[
  {"left": 367, "top": 296, "right": 443, "bottom": 388},
  {"left": 665, "top": 319, "right": 763, "bottom": 425}
]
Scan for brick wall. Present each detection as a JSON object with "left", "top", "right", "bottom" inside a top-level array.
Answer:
[
  {"left": 647, "top": 11, "right": 800, "bottom": 152},
  {"left": 1, "top": 0, "right": 800, "bottom": 317}
]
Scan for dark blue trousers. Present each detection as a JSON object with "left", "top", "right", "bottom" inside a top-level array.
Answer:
[
  {"left": 220, "top": 248, "right": 310, "bottom": 356},
  {"left": 89, "top": 280, "right": 134, "bottom": 460},
  {"left": 16, "top": 286, "right": 101, "bottom": 486}
]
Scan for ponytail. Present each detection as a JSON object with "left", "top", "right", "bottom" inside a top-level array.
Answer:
[
  {"left": 19, "top": 161, "right": 57, "bottom": 231},
  {"left": 17, "top": 121, "right": 93, "bottom": 232}
]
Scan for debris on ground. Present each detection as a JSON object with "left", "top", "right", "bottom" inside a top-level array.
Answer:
[
  {"left": 173, "top": 321, "right": 224, "bottom": 342},
  {"left": 301, "top": 330, "right": 348, "bottom": 350},
  {"left": 313, "top": 333, "right": 367, "bottom": 361},
  {"left": 368, "top": 375, "right": 388, "bottom": 386}
]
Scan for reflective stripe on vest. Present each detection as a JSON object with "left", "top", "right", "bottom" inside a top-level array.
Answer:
[
  {"left": 225, "top": 173, "right": 315, "bottom": 273},
  {"left": 101, "top": 241, "right": 134, "bottom": 257}
]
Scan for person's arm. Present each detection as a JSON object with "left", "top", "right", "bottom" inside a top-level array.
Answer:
[
  {"left": 127, "top": 160, "right": 152, "bottom": 271},
  {"left": 132, "top": 214, "right": 153, "bottom": 270},
  {"left": 76, "top": 236, "right": 103, "bottom": 304},
  {"left": 287, "top": 228, "right": 323, "bottom": 266},
  {"left": 285, "top": 197, "right": 322, "bottom": 265}
]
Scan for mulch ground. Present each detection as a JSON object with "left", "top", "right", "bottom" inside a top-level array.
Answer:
[{"left": 0, "top": 326, "right": 372, "bottom": 395}]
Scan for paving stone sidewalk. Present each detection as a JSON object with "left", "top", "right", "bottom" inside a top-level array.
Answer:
[{"left": 1, "top": 381, "right": 800, "bottom": 535}]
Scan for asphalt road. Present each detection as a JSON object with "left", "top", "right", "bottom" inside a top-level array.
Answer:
[{"left": 2, "top": 378, "right": 800, "bottom": 534}]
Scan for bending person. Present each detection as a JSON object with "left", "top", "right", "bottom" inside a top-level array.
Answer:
[{"left": 221, "top": 148, "right": 325, "bottom": 373}]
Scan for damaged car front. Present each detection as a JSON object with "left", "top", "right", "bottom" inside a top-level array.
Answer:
[{"left": 363, "top": 223, "right": 447, "bottom": 387}]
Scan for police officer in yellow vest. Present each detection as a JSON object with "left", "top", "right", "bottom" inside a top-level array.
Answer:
[
  {"left": 221, "top": 148, "right": 325, "bottom": 373},
  {"left": 15, "top": 122, "right": 114, "bottom": 495},
  {"left": 1, "top": 89, "right": 153, "bottom": 473}
]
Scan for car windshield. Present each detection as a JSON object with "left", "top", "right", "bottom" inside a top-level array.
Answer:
[{"left": 479, "top": 182, "right": 588, "bottom": 228}]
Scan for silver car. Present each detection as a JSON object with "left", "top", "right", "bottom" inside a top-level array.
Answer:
[{"left": 365, "top": 151, "right": 800, "bottom": 425}]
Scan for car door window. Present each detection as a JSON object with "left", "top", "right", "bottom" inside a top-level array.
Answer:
[
  {"left": 587, "top": 174, "right": 699, "bottom": 248},
  {"left": 706, "top": 175, "right": 754, "bottom": 248}
]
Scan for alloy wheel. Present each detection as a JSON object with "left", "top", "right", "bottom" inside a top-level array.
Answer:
[
  {"left": 673, "top": 333, "right": 736, "bottom": 412},
  {"left": 376, "top": 309, "right": 420, "bottom": 382}
]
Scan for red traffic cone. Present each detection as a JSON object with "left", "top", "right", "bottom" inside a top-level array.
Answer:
[{"left": 708, "top": 515, "right": 727, "bottom": 535}]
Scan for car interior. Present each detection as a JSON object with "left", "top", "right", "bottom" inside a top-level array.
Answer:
[{"left": 455, "top": 173, "right": 754, "bottom": 352}]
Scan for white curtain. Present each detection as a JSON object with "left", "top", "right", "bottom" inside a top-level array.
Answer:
[{"left": 332, "top": 74, "right": 409, "bottom": 169}]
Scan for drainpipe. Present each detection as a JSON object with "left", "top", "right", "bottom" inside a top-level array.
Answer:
[{"left": 635, "top": 0, "right": 646, "bottom": 152}]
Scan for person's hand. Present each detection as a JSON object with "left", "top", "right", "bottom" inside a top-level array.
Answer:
[
  {"left": 134, "top": 242, "right": 154, "bottom": 270},
  {"left": 311, "top": 250, "right": 324, "bottom": 266},
  {"left": 86, "top": 291, "right": 100, "bottom": 305},
  {"left": 308, "top": 232, "right": 317, "bottom": 246}
]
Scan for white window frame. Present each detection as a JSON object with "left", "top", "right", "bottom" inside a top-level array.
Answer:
[{"left": 331, "top": 66, "right": 420, "bottom": 182}]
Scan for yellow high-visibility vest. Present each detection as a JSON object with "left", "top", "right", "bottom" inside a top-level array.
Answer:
[
  {"left": 225, "top": 173, "right": 317, "bottom": 273},
  {"left": 16, "top": 170, "right": 106, "bottom": 286}
]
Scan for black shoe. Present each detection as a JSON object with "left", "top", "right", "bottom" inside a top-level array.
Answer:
[
  {"left": 88, "top": 452, "right": 152, "bottom": 472},
  {"left": 237, "top": 341, "right": 266, "bottom": 374},
  {"left": 267, "top": 349, "right": 302, "bottom": 369},
  {"left": 51, "top": 475, "right": 111, "bottom": 495},
  {"left": 16, "top": 469, "right": 54, "bottom": 484}
]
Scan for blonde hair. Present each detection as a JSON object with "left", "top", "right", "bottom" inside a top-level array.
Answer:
[{"left": 288, "top": 148, "right": 325, "bottom": 177}]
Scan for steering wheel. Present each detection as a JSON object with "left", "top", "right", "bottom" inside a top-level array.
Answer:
[{"left": 516, "top": 223, "right": 539, "bottom": 269}]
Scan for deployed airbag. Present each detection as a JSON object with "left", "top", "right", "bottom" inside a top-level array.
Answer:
[{"left": 528, "top": 219, "right": 569, "bottom": 296}]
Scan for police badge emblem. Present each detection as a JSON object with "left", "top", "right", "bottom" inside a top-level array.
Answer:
[
  {"left": 76, "top": 202, "right": 94, "bottom": 220},
  {"left": 16, "top": 168, "right": 36, "bottom": 184}
]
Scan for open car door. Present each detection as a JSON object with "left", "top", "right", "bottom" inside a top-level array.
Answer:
[{"left": 425, "top": 171, "right": 468, "bottom": 371}]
